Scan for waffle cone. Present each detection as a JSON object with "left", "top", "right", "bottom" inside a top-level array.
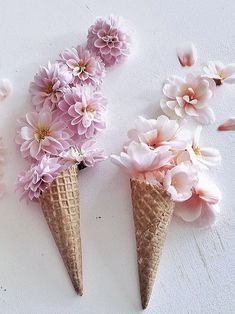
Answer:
[
  {"left": 130, "top": 178, "right": 174, "bottom": 309},
  {"left": 40, "top": 164, "right": 83, "bottom": 295}
]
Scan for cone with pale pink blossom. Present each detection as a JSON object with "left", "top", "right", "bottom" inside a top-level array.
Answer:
[{"left": 130, "top": 178, "right": 174, "bottom": 309}]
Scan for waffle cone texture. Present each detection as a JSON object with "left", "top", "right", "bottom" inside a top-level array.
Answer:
[
  {"left": 40, "top": 164, "right": 83, "bottom": 295},
  {"left": 130, "top": 178, "right": 174, "bottom": 309}
]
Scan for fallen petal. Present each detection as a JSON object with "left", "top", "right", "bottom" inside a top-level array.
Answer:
[
  {"left": 177, "top": 41, "right": 197, "bottom": 67},
  {"left": 218, "top": 117, "right": 235, "bottom": 131},
  {"left": 0, "top": 79, "right": 12, "bottom": 101}
]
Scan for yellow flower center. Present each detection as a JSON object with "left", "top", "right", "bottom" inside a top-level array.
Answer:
[
  {"left": 44, "top": 82, "right": 54, "bottom": 94},
  {"left": 34, "top": 127, "right": 51, "bottom": 142},
  {"left": 193, "top": 146, "right": 201, "bottom": 156}
]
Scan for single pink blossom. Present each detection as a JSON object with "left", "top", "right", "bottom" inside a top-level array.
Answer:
[
  {"left": 16, "top": 155, "right": 63, "bottom": 201},
  {"left": 15, "top": 109, "right": 73, "bottom": 161},
  {"left": 174, "top": 175, "right": 221, "bottom": 226},
  {"left": 218, "top": 117, "right": 235, "bottom": 131},
  {"left": 179, "top": 126, "right": 221, "bottom": 170},
  {"left": 203, "top": 61, "right": 235, "bottom": 85},
  {"left": 29, "top": 62, "right": 72, "bottom": 111},
  {"left": 0, "top": 79, "right": 12, "bottom": 101},
  {"left": 58, "top": 46, "right": 105, "bottom": 86},
  {"left": 58, "top": 86, "right": 107, "bottom": 141},
  {"left": 87, "top": 15, "right": 131, "bottom": 67},
  {"left": 111, "top": 141, "right": 173, "bottom": 177},
  {"left": 60, "top": 140, "right": 106, "bottom": 167},
  {"left": 177, "top": 41, "right": 197, "bottom": 67},
  {"left": 163, "top": 163, "right": 198, "bottom": 202},
  {"left": 160, "top": 74, "right": 215, "bottom": 125},
  {"left": 128, "top": 115, "right": 187, "bottom": 150}
]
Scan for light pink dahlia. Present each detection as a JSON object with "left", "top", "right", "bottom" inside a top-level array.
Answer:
[
  {"left": 29, "top": 62, "right": 72, "bottom": 111},
  {"left": 87, "top": 15, "right": 131, "bottom": 67},
  {"left": 58, "top": 46, "right": 105, "bottom": 86},
  {"left": 160, "top": 74, "right": 215, "bottom": 125},
  {"left": 16, "top": 155, "right": 63, "bottom": 200},
  {"left": 16, "top": 109, "right": 73, "bottom": 161},
  {"left": 58, "top": 86, "right": 107, "bottom": 140}
]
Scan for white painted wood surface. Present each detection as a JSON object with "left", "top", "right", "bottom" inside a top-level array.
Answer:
[{"left": 0, "top": 0, "right": 234, "bottom": 313}]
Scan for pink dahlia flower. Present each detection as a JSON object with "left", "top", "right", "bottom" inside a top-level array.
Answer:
[
  {"left": 111, "top": 141, "right": 173, "bottom": 177},
  {"left": 29, "top": 62, "right": 72, "bottom": 111},
  {"left": 87, "top": 15, "right": 131, "bottom": 67},
  {"left": 128, "top": 115, "right": 187, "bottom": 150},
  {"left": 174, "top": 174, "right": 221, "bottom": 226},
  {"left": 163, "top": 163, "right": 198, "bottom": 202},
  {"left": 58, "top": 86, "right": 107, "bottom": 140},
  {"left": 203, "top": 61, "right": 235, "bottom": 85},
  {"left": 16, "top": 155, "right": 63, "bottom": 201},
  {"left": 60, "top": 140, "right": 106, "bottom": 168},
  {"left": 16, "top": 109, "right": 73, "bottom": 160},
  {"left": 161, "top": 74, "right": 215, "bottom": 124},
  {"left": 58, "top": 46, "right": 105, "bottom": 86}
]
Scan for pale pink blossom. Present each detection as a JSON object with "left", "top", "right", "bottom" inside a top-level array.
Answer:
[
  {"left": 160, "top": 74, "right": 215, "bottom": 124},
  {"left": 60, "top": 140, "right": 106, "bottom": 168},
  {"left": 174, "top": 175, "right": 221, "bottom": 226},
  {"left": 185, "top": 126, "right": 221, "bottom": 169},
  {"left": 0, "top": 79, "right": 12, "bottom": 101},
  {"left": 58, "top": 86, "right": 107, "bottom": 141},
  {"left": 218, "top": 117, "right": 235, "bottom": 131},
  {"left": 58, "top": 46, "right": 105, "bottom": 86},
  {"left": 163, "top": 163, "right": 198, "bottom": 202},
  {"left": 177, "top": 41, "right": 197, "bottom": 67},
  {"left": 87, "top": 15, "right": 131, "bottom": 67},
  {"left": 128, "top": 115, "right": 187, "bottom": 150},
  {"left": 16, "top": 155, "right": 63, "bottom": 201},
  {"left": 111, "top": 141, "right": 172, "bottom": 177},
  {"left": 29, "top": 62, "right": 72, "bottom": 111},
  {"left": 203, "top": 61, "right": 235, "bottom": 85},
  {"left": 15, "top": 109, "right": 73, "bottom": 161}
]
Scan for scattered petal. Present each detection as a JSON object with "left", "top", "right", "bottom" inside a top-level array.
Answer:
[
  {"left": 177, "top": 41, "right": 197, "bottom": 67},
  {"left": 0, "top": 79, "right": 12, "bottom": 101},
  {"left": 218, "top": 117, "right": 235, "bottom": 131}
]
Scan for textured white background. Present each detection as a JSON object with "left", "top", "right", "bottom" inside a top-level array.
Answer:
[{"left": 0, "top": 0, "right": 235, "bottom": 313}]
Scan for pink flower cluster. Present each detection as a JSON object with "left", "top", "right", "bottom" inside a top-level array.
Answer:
[
  {"left": 162, "top": 43, "right": 235, "bottom": 125},
  {"left": 15, "top": 15, "right": 131, "bottom": 201},
  {"left": 111, "top": 115, "right": 221, "bottom": 227}
]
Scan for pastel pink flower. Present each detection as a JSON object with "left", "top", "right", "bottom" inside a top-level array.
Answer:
[
  {"left": 29, "top": 62, "right": 72, "bottom": 111},
  {"left": 58, "top": 86, "right": 107, "bottom": 141},
  {"left": 128, "top": 115, "right": 187, "bottom": 150},
  {"left": 163, "top": 163, "right": 198, "bottom": 202},
  {"left": 58, "top": 46, "right": 105, "bottom": 86},
  {"left": 160, "top": 74, "right": 215, "bottom": 125},
  {"left": 60, "top": 140, "right": 106, "bottom": 168},
  {"left": 174, "top": 175, "right": 221, "bottom": 226},
  {"left": 203, "top": 61, "right": 235, "bottom": 85},
  {"left": 218, "top": 117, "right": 235, "bottom": 131},
  {"left": 177, "top": 41, "right": 197, "bottom": 67},
  {"left": 16, "top": 155, "right": 63, "bottom": 201},
  {"left": 0, "top": 79, "right": 12, "bottom": 101},
  {"left": 187, "top": 126, "right": 221, "bottom": 169},
  {"left": 16, "top": 109, "right": 73, "bottom": 160},
  {"left": 111, "top": 141, "right": 173, "bottom": 177},
  {"left": 87, "top": 15, "right": 131, "bottom": 67}
]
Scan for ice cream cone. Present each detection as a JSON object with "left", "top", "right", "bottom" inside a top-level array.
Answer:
[
  {"left": 130, "top": 178, "right": 174, "bottom": 309},
  {"left": 40, "top": 164, "right": 83, "bottom": 295}
]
